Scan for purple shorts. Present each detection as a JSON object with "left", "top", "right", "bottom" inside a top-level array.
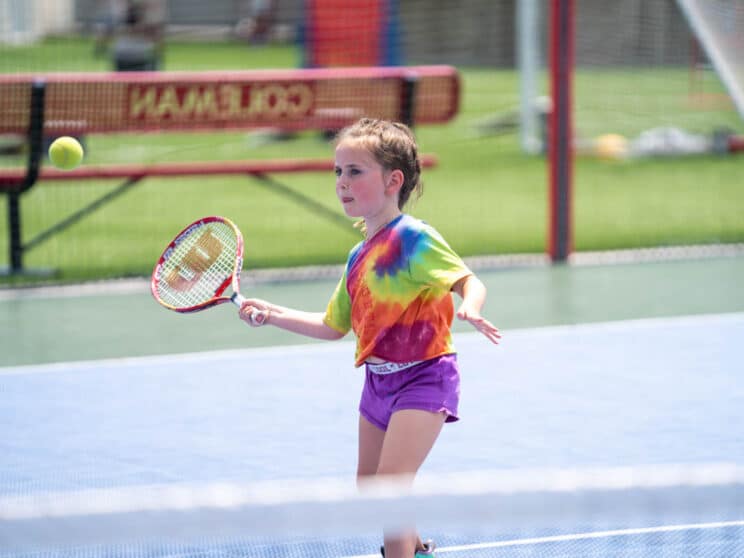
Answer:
[{"left": 359, "top": 354, "right": 460, "bottom": 431}]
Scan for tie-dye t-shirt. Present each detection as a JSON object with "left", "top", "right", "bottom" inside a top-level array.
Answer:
[{"left": 324, "top": 214, "right": 472, "bottom": 367}]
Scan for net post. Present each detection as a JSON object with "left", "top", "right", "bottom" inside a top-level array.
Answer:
[
  {"left": 7, "top": 79, "right": 45, "bottom": 274},
  {"left": 518, "top": 0, "right": 542, "bottom": 154},
  {"left": 547, "top": 0, "right": 574, "bottom": 263}
]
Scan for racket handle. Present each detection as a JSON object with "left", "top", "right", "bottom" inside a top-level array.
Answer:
[{"left": 230, "top": 292, "right": 246, "bottom": 307}]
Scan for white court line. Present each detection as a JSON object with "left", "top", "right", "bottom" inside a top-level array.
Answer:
[
  {"left": 1, "top": 311, "right": 742, "bottom": 376},
  {"left": 342, "top": 520, "right": 744, "bottom": 558},
  {"left": 0, "top": 338, "right": 356, "bottom": 376}
]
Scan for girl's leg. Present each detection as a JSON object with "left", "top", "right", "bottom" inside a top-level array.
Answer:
[
  {"left": 376, "top": 409, "right": 447, "bottom": 558},
  {"left": 358, "top": 414, "right": 427, "bottom": 555},
  {"left": 357, "top": 414, "right": 386, "bottom": 482}
]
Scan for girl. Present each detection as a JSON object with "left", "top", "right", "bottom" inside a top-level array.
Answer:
[{"left": 238, "top": 118, "right": 500, "bottom": 558}]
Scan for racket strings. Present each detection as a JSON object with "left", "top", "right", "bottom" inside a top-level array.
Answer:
[{"left": 156, "top": 221, "right": 238, "bottom": 308}]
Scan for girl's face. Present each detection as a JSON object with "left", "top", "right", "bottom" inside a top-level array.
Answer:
[{"left": 334, "top": 142, "right": 399, "bottom": 221}]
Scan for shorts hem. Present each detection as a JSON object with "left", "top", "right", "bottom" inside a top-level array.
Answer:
[{"left": 391, "top": 404, "right": 460, "bottom": 423}]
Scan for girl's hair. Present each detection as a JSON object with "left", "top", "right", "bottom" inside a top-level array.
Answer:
[{"left": 335, "top": 118, "right": 423, "bottom": 210}]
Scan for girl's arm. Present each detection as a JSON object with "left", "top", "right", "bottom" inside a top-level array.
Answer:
[
  {"left": 451, "top": 274, "right": 501, "bottom": 344},
  {"left": 238, "top": 298, "right": 346, "bottom": 340}
]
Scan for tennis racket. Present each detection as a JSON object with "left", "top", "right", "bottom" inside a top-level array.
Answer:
[{"left": 151, "top": 216, "right": 247, "bottom": 314}]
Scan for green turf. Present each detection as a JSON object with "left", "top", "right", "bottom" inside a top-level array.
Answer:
[
  {"left": 0, "top": 36, "right": 299, "bottom": 72},
  {"left": 0, "top": 36, "right": 742, "bottom": 284}
]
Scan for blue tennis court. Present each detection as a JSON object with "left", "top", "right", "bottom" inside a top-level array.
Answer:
[{"left": 2, "top": 312, "right": 743, "bottom": 556}]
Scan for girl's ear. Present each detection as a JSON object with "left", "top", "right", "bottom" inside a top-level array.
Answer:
[{"left": 384, "top": 169, "right": 405, "bottom": 196}]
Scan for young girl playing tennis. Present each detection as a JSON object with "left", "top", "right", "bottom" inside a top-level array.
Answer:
[{"left": 238, "top": 118, "right": 500, "bottom": 558}]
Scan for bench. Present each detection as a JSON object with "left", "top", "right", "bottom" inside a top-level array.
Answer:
[{"left": 0, "top": 65, "right": 460, "bottom": 274}]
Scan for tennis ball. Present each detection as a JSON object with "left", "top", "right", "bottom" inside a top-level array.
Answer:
[{"left": 49, "top": 136, "right": 84, "bottom": 170}]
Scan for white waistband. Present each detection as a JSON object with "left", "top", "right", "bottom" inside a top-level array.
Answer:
[{"left": 365, "top": 360, "right": 423, "bottom": 375}]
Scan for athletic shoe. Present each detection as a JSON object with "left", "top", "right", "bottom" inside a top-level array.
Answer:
[{"left": 380, "top": 539, "right": 436, "bottom": 557}]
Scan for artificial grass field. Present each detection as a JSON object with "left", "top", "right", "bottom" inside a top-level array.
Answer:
[{"left": 1, "top": 37, "right": 742, "bottom": 283}]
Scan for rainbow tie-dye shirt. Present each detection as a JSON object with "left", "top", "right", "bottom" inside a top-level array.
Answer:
[{"left": 324, "top": 214, "right": 472, "bottom": 367}]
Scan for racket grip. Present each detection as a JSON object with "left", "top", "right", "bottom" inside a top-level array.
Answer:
[{"left": 230, "top": 292, "right": 246, "bottom": 307}]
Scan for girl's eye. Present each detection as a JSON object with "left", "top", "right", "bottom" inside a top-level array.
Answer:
[{"left": 334, "top": 167, "right": 361, "bottom": 177}]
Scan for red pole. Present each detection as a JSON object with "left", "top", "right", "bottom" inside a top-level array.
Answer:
[{"left": 548, "top": 0, "right": 574, "bottom": 262}]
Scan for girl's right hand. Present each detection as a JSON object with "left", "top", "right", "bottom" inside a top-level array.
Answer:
[{"left": 239, "top": 298, "right": 273, "bottom": 327}]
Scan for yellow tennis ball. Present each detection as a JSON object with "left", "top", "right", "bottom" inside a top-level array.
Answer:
[{"left": 49, "top": 136, "right": 84, "bottom": 170}]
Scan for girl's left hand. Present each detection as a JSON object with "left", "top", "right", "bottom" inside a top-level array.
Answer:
[{"left": 456, "top": 304, "right": 501, "bottom": 344}]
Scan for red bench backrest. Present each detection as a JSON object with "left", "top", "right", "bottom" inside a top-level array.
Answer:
[{"left": 0, "top": 66, "right": 459, "bottom": 136}]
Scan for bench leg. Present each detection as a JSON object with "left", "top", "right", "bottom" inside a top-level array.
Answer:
[{"left": 8, "top": 191, "right": 23, "bottom": 273}]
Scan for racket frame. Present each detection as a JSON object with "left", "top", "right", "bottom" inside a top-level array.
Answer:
[{"left": 151, "top": 216, "right": 246, "bottom": 313}]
